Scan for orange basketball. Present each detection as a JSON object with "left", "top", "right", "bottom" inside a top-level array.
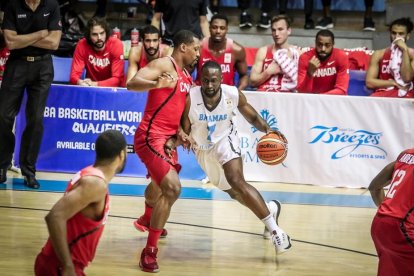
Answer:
[{"left": 256, "top": 132, "right": 288, "bottom": 166}]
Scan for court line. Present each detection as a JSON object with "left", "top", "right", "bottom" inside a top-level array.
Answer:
[
  {"left": 0, "top": 178, "right": 376, "bottom": 208},
  {"left": 0, "top": 205, "right": 377, "bottom": 257}
]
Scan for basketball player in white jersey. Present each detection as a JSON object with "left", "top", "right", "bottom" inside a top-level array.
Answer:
[{"left": 180, "top": 60, "right": 292, "bottom": 254}]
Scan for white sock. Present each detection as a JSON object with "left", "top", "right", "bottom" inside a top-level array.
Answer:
[{"left": 261, "top": 213, "right": 280, "bottom": 234}]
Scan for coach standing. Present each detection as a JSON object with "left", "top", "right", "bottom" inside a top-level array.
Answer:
[{"left": 0, "top": 0, "right": 61, "bottom": 189}]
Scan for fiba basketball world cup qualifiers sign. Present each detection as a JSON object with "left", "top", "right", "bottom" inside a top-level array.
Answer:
[
  {"left": 13, "top": 84, "right": 205, "bottom": 180},
  {"left": 236, "top": 91, "right": 414, "bottom": 188}
]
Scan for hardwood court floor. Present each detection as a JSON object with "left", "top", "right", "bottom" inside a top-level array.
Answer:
[{"left": 0, "top": 171, "right": 378, "bottom": 276}]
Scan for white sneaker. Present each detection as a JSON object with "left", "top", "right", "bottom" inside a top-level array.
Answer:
[
  {"left": 271, "top": 230, "right": 292, "bottom": 254},
  {"left": 263, "top": 200, "right": 281, "bottom": 239},
  {"left": 7, "top": 164, "right": 20, "bottom": 174}
]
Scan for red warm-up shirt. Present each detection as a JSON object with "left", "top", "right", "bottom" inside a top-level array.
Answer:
[
  {"left": 70, "top": 37, "right": 125, "bottom": 87},
  {"left": 297, "top": 48, "right": 349, "bottom": 95}
]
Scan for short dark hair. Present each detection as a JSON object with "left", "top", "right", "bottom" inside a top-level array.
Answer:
[
  {"left": 201, "top": 60, "right": 221, "bottom": 73},
  {"left": 389, "top": 17, "right": 414, "bottom": 33},
  {"left": 210, "top": 14, "right": 229, "bottom": 26},
  {"left": 85, "top": 17, "right": 111, "bottom": 44},
  {"left": 271, "top": 14, "right": 291, "bottom": 29},
  {"left": 95, "top": 130, "right": 126, "bottom": 162},
  {"left": 316, "top": 29, "right": 335, "bottom": 44},
  {"left": 141, "top": 25, "right": 160, "bottom": 40},
  {"left": 172, "top": 30, "right": 196, "bottom": 48}
]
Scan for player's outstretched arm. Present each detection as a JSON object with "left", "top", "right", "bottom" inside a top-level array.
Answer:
[
  {"left": 368, "top": 161, "right": 396, "bottom": 207},
  {"left": 45, "top": 176, "right": 107, "bottom": 274},
  {"left": 237, "top": 90, "right": 270, "bottom": 133}
]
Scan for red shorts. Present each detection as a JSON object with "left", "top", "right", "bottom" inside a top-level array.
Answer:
[
  {"left": 134, "top": 129, "right": 181, "bottom": 185},
  {"left": 371, "top": 213, "right": 414, "bottom": 276},
  {"left": 370, "top": 89, "right": 414, "bottom": 98},
  {"left": 34, "top": 252, "right": 85, "bottom": 276}
]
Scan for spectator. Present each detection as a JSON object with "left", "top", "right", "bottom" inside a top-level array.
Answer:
[
  {"left": 315, "top": 0, "right": 376, "bottom": 31},
  {"left": 297, "top": 29, "right": 349, "bottom": 95},
  {"left": 69, "top": 17, "right": 125, "bottom": 87},
  {"left": 366, "top": 17, "right": 414, "bottom": 98},
  {"left": 239, "top": 0, "right": 288, "bottom": 30},
  {"left": 250, "top": 15, "right": 301, "bottom": 92},
  {"left": 151, "top": 0, "right": 209, "bottom": 46},
  {"left": 126, "top": 25, "right": 171, "bottom": 83},
  {"left": 0, "top": 0, "right": 62, "bottom": 188},
  {"left": 196, "top": 14, "right": 249, "bottom": 90}
]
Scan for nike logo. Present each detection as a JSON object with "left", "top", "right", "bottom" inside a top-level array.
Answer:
[
  {"left": 327, "top": 61, "right": 335, "bottom": 66},
  {"left": 103, "top": 52, "right": 109, "bottom": 56},
  {"left": 202, "top": 58, "right": 210, "bottom": 62},
  {"left": 44, "top": 13, "right": 50, "bottom": 17},
  {"left": 383, "top": 60, "right": 389, "bottom": 63},
  {"left": 264, "top": 58, "right": 273, "bottom": 62},
  {"left": 197, "top": 103, "right": 203, "bottom": 106}
]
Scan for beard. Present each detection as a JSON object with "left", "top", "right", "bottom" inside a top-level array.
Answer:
[
  {"left": 317, "top": 51, "right": 332, "bottom": 62},
  {"left": 144, "top": 46, "right": 159, "bottom": 57}
]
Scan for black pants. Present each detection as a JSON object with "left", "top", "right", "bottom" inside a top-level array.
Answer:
[{"left": 0, "top": 56, "right": 54, "bottom": 177}]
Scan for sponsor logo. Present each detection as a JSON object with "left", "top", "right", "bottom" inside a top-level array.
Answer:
[
  {"left": 44, "top": 13, "right": 50, "bottom": 17},
  {"left": 309, "top": 125, "right": 386, "bottom": 160},
  {"left": 202, "top": 58, "right": 210, "bottom": 62},
  {"left": 264, "top": 58, "right": 273, "bottom": 63},
  {"left": 327, "top": 61, "right": 335, "bottom": 66},
  {"left": 17, "top": 14, "right": 27, "bottom": 19}
]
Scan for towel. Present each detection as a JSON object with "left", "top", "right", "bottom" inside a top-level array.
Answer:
[
  {"left": 390, "top": 37, "right": 413, "bottom": 97},
  {"left": 273, "top": 47, "right": 300, "bottom": 92}
]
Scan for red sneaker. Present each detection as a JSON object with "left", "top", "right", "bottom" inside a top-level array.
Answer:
[
  {"left": 139, "top": 247, "right": 159, "bottom": 273},
  {"left": 133, "top": 216, "right": 168, "bottom": 238}
]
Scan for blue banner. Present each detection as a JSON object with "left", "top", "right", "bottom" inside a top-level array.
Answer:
[{"left": 14, "top": 84, "right": 205, "bottom": 180}]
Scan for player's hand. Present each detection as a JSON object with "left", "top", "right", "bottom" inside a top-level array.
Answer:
[
  {"left": 177, "top": 130, "right": 196, "bottom": 153},
  {"left": 393, "top": 37, "right": 408, "bottom": 52},
  {"left": 265, "top": 61, "right": 281, "bottom": 75},
  {"left": 307, "top": 56, "right": 320, "bottom": 76},
  {"left": 164, "top": 136, "right": 177, "bottom": 158},
  {"left": 267, "top": 129, "right": 288, "bottom": 144},
  {"left": 156, "top": 72, "right": 176, "bottom": 89}
]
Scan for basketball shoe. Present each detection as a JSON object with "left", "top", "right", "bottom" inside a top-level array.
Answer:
[
  {"left": 272, "top": 230, "right": 292, "bottom": 254},
  {"left": 263, "top": 200, "right": 281, "bottom": 239},
  {"left": 139, "top": 246, "right": 159, "bottom": 273},
  {"left": 133, "top": 216, "right": 168, "bottom": 238}
]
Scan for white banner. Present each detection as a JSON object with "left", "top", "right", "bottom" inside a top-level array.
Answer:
[{"left": 237, "top": 92, "right": 414, "bottom": 188}]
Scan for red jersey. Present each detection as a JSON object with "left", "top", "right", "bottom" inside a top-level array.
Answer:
[
  {"left": 257, "top": 45, "right": 284, "bottom": 92},
  {"left": 70, "top": 37, "right": 125, "bottom": 87},
  {"left": 297, "top": 48, "right": 349, "bottom": 95},
  {"left": 40, "top": 166, "right": 109, "bottom": 268},
  {"left": 378, "top": 149, "right": 414, "bottom": 224},
  {"left": 196, "top": 38, "right": 235, "bottom": 85},
  {"left": 137, "top": 56, "right": 192, "bottom": 139},
  {"left": 0, "top": 47, "right": 10, "bottom": 81},
  {"left": 344, "top": 47, "right": 373, "bottom": 71},
  {"left": 138, "top": 44, "right": 168, "bottom": 69},
  {"left": 371, "top": 48, "right": 414, "bottom": 97}
]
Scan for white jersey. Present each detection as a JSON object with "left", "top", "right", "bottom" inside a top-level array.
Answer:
[{"left": 189, "top": 84, "right": 239, "bottom": 150}]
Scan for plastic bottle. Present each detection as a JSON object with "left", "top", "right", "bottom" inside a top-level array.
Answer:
[
  {"left": 131, "top": 28, "right": 139, "bottom": 47},
  {"left": 112, "top": 27, "right": 121, "bottom": 40}
]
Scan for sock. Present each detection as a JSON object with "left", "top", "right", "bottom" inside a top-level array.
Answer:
[
  {"left": 241, "top": 11, "right": 247, "bottom": 16},
  {"left": 146, "top": 227, "right": 163, "bottom": 248},
  {"left": 261, "top": 213, "right": 280, "bottom": 234},
  {"left": 143, "top": 202, "right": 153, "bottom": 222},
  {"left": 262, "top": 12, "right": 268, "bottom": 17}
]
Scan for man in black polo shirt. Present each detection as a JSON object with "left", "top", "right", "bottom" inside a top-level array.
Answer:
[{"left": 0, "top": 0, "right": 61, "bottom": 189}]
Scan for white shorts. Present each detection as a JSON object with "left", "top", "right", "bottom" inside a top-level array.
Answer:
[{"left": 195, "top": 134, "right": 241, "bottom": 191}]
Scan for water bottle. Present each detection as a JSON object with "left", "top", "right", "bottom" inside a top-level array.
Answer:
[
  {"left": 112, "top": 27, "right": 121, "bottom": 40},
  {"left": 131, "top": 28, "right": 139, "bottom": 47}
]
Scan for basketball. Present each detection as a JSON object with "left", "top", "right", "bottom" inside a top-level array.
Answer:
[{"left": 256, "top": 132, "right": 288, "bottom": 166}]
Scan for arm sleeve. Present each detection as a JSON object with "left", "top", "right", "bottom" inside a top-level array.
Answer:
[
  {"left": 297, "top": 54, "right": 313, "bottom": 93},
  {"left": 325, "top": 52, "right": 349, "bottom": 95},
  {"left": 69, "top": 42, "right": 86, "bottom": 84},
  {"left": 97, "top": 40, "right": 125, "bottom": 87},
  {"left": 48, "top": 1, "right": 62, "bottom": 31}
]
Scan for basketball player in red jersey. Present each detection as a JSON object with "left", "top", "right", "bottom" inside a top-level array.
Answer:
[
  {"left": 250, "top": 15, "right": 302, "bottom": 92},
  {"left": 195, "top": 14, "right": 249, "bottom": 90},
  {"left": 369, "top": 148, "right": 414, "bottom": 276},
  {"left": 34, "top": 130, "right": 127, "bottom": 276},
  {"left": 297, "top": 29, "right": 349, "bottom": 95},
  {"left": 126, "top": 30, "right": 200, "bottom": 273},
  {"left": 69, "top": 17, "right": 125, "bottom": 87},
  {"left": 366, "top": 17, "right": 414, "bottom": 98},
  {"left": 126, "top": 25, "right": 171, "bottom": 83}
]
